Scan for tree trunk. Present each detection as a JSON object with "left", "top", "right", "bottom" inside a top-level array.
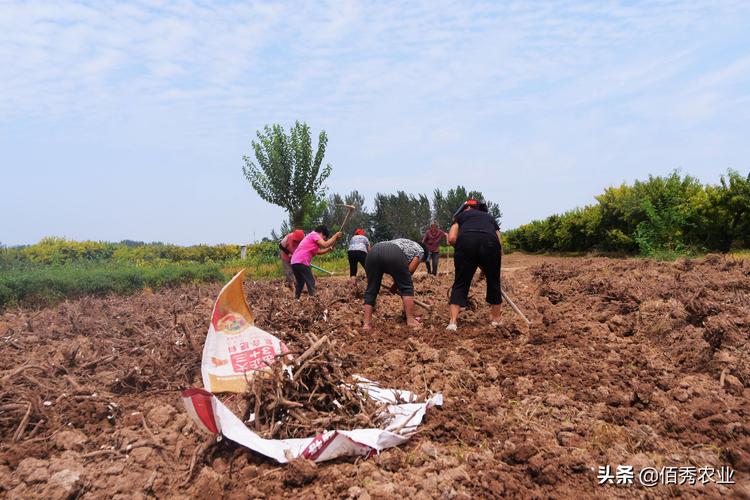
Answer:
[{"left": 290, "top": 209, "right": 304, "bottom": 230}]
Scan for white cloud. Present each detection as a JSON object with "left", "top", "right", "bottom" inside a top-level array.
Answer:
[
  {"left": 3, "top": 0, "right": 748, "bottom": 123},
  {"left": 1, "top": 0, "right": 749, "bottom": 243}
]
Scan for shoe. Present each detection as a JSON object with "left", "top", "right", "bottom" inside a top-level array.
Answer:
[{"left": 446, "top": 323, "right": 457, "bottom": 332}]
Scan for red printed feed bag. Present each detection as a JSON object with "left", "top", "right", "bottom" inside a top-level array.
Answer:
[{"left": 201, "top": 270, "right": 288, "bottom": 393}]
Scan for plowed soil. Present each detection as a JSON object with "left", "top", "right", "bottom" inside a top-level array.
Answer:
[{"left": 1, "top": 254, "right": 749, "bottom": 499}]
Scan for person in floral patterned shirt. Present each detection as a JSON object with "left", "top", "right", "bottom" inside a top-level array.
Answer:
[{"left": 362, "top": 238, "right": 427, "bottom": 331}]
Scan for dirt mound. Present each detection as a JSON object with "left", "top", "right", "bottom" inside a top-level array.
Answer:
[{"left": 1, "top": 254, "right": 748, "bottom": 497}]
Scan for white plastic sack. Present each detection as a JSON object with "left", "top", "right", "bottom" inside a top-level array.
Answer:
[
  {"left": 182, "top": 381, "right": 442, "bottom": 463},
  {"left": 181, "top": 270, "right": 442, "bottom": 463},
  {"left": 200, "top": 270, "right": 288, "bottom": 393}
]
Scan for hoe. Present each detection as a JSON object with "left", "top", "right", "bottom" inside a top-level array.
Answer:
[{"left": 335, "top": 204, "right": 356, "bottom": 231}]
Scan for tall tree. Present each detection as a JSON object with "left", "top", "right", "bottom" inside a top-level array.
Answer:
[
  {"left": 372, "top": 191, "right": 431, "bottom": 241},
  {"left": 242, "top": 121, "right": 331, "bottom": 228},
  {"left": 715, "top": 169, "right": 750, "bottom": 249},
  {"left": 432, "top": 186, "right": 502, "bottom": 229},
  {"left": 321, "top": 191, "right": 370, "bottom": 241}
]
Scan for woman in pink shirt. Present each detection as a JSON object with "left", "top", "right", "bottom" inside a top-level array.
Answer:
[{"left": 290, "top": 225, "right": 342, "bottom": 298}]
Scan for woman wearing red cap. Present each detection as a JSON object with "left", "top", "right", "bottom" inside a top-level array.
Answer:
[
  {"left": 446, "top": 200, "right": 502, "bottom": 331},
  {"left": 347, "top": 228, "right": 371, "bottom": 282},
  {"left": 279, "top": 229, "right": 305, "bottom": 289}
]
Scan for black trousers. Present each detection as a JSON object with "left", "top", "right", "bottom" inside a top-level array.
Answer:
[
  {"left": 425, "top": 251, "right": 440, "bottom": 275},
  {"left": 449, "top": 232, "right": 502, "bottom": 306},
  {"left": 291, "top": 263, "right": 316, "bottom": 299},
  {"left": 364, "top": 242, "right": 413, "bottom": 306},
  {"left": 348, "top": 250, "right": 367, "bottom": 277}
]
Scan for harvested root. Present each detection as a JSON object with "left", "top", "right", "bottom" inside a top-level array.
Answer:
[
  {"left": 235, "top": 336, "right": 389, "bottom": 439},
  {"left": 181, "top": 439, "right": 214, "bottom": 487}
]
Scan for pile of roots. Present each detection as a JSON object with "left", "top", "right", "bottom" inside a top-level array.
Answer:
[{"left": 234, "top": 334, "right": 390, "bottom": 439}]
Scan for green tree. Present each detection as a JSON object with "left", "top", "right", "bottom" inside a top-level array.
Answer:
[
  {"left": 632, "top": 172, "right": 703, "bottom": 255},
  {"left": 321, "top": 191, "right": 371, "bottom": 242},
  {"left": 432, "top": 186, "right": 502, "bottom": 229},
  {"left": 242, "top": 121, "right": 331, "bottom": 228},
  {"left": 595, "top": 183, "right": 641, "bottom": 252},
  {"left": 714, "top": 170, "right": 750, "bottom": 250},
  {"left": 372, "top": 191, "right": 431, "bottom": 241}
]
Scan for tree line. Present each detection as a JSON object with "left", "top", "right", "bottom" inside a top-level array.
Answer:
[
  {"left": 269, "top": 186, "right": 502, "bottom": 242},
  {"left": 243, "top": 121, "right": 500, "bottom": 243},
  {"left": 241, "top": 122, "right": 748, "bottom": 255},
  {"left": 504, "top": 170, "right": 750, "bottom": 256}
]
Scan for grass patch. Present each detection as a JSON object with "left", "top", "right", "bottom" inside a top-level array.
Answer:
[
  {"left": 0, "top": 262, "right": 226, "bottom": 309},
  {"left": 0, "top": 249, "right": 352, "bottom": 309},
  {"left": 222, "top": 251, "right": 350, "bottom": 278}
]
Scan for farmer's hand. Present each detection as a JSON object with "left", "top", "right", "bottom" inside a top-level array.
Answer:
[{"left": 334, "top": 231, "right": 343, "bottom": 239}]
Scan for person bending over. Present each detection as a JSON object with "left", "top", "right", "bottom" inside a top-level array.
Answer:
[
  {"left": 290, "top": 225, "right": 342, "bottom": 299},
  {"left": 347, "top": 228, "right": 371, "bottom": 283},
  {"left": 446, "top": 200, "right": 502, "bottom": 331},
  {"left": 363, "top": 238, "right": 426, "bottom": 331}
]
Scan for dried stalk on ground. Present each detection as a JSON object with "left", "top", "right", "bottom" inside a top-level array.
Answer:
[{"left": 239, "top": 335, "right": 388, "bottom": 439}]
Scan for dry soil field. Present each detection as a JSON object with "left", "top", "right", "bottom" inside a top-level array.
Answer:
[{"left": 1, "top": 254, "right": 749, "bottom": 499}]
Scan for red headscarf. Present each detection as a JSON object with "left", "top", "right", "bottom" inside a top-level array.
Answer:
[
  {"left": 354, "top": 228, "right": 365, "bottom": 236},
  {"left": 290, "top": 229, "right": 305, "bottom": 241}
]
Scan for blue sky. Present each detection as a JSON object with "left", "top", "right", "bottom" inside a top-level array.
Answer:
[{"left": 1, "top": 0, "right": 749, "bottom": 245}]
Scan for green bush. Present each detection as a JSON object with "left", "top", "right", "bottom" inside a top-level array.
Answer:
[
  {"left": 10, "top": 238, "right": 241, "bottom": 267},
  {"left": 22, "top": 237, "right": 116, "bottom": 265},
  {"left": 504, "top": 169, "right": 750, "bottom": 256}
]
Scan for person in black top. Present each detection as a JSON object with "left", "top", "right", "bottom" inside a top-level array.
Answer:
[{"left": 446, "top": 199, "right": 502, "bottom": 331}]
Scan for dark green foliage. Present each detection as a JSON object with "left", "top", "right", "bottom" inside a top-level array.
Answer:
[
  {"left": 692, "top": 170, "right": 750, "bottom": 251},
  {"left": 372, "top": 191, "right": 432, "bottom": 241},
  {"left": 321, "top": 191, "right": 370, "bottom": 241},
  {"left": 432, "top": 186, "right": 502, "bottom": 230},
  {"left": 504, "top": 170, "right": 750, "bottom": 256},
  {"left": 271, "top": 185, "right": 503, "bottom": 243}
]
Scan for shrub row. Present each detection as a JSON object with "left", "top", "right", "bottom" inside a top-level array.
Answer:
[
  {"left": 1, "top": 238, "right": 241, "bottom": 267},
  {"left": 504, "top": 170, "right": 750, "bottom": 256}
]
